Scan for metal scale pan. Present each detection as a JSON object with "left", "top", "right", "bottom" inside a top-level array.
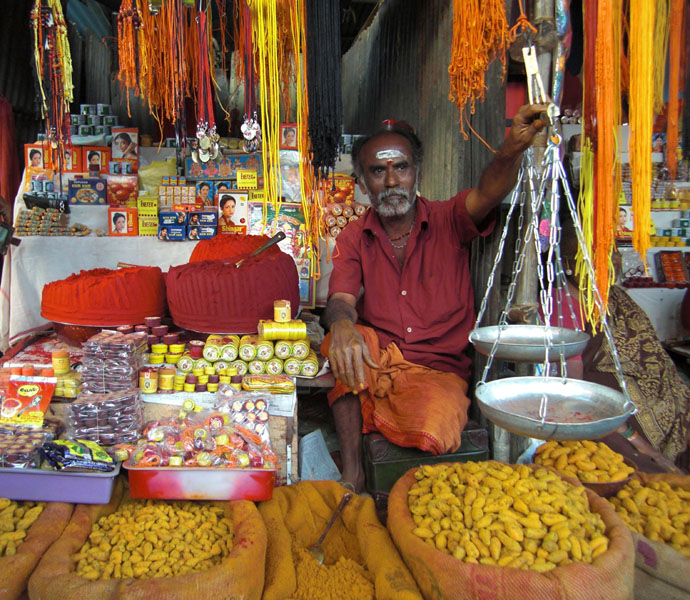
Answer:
[
  {"left": 475, "top": 377, "right": 635, "bottom": 441},
  {"left": 470, "top": 325, "right": 590, "bottom": 362}
]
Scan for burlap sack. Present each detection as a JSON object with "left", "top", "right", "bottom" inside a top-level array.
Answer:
[
  {"left": 629, "top": 473, "right": 690, "bottom": 600},
  {"left": 28, "top": 480, "right": 267, "bottom": 600},
  {"left": 0, "top": 501, "right": 73, "bottom": 600},
  {"left": 258, "top": 480, "right": 422, "bottom": 600},
  {"left": 387, "top": 464, "right": 635, "bottom": 600}
]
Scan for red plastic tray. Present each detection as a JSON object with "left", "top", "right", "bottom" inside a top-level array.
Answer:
[{"left": 124, "top": 465, "right": 277, "bottom": 501}]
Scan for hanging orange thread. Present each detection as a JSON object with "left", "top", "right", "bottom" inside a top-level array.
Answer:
[
  {"left": 666, "top": 0, "right": 685, "bottom": 179},
  {"left": 448, "top": 0, "right": 510, "bottom": 139},
  {"left": 629, "top": 0, "right": 654, "bottom": 260}
]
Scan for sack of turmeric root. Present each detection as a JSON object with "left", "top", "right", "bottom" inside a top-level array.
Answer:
[
  {"left": 0, "top": 499, "right": 73, "bottom": 600},
  {"left": 28, "top": 479, "right": 267, "bottom": 600},
  {"left": 258, "top": 480, "right": 422, "bottom": 600},
  {"left": 387, "top": 462, "right": 635, "bottom": 600},
  {"left": 606, "top": 472, "right": 690, "bottom": 600}
]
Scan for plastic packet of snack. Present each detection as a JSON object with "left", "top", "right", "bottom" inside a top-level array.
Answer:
[
  {"left": 242, "top": 374, "right": 295, "bottom": 394},
  {"left": 0, "top": 375, "right": 57, "bottom": 429},
  {"left": 40, "top": 438, "right": 116, "bottom": 471}
]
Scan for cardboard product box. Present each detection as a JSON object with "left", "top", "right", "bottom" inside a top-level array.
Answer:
[
  {"left": 158, "top": 225, "right": 186, "bottom": 241},
  {"left": 187, "top": 211, "right": 217, "bottom": 227},
  {"left": 186, "top": 225, "right": 216, "bottom": 240},
  {"left": 68, "top": 178, "right": 107, "bottom": 205},
  {"left": 106, "top": 174, "right": 138, "bottom": 206},
  {"left": 137, "top": 195, "right": 158, "bottom": 214},
  {"left": 138, "top": 215, "right": 159, "bottom": 236},
  {"left": 109, "top": 207, "right": 138, "bottom": 236},
  {"left": 82, "top": 146, "right": 111, "bottom": 175},
  {"left": 159, "top": 211, "right": 187, "bottom": 226},
  {"left": 172, "top": 202, "right": 202, "bottom": 212},
  {"left": 111, "top": 127, "right": 139, "bottom": 162}
]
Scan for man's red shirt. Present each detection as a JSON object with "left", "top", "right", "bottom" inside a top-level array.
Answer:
[{"left": 328, "top": 191, "right": 495, "bottom": 381}]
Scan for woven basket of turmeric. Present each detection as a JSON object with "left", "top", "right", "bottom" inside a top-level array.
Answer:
[
  {"left": 0, "top": 498, "right": 73, "bottom": 600},
  {"left": 258, "top": 480, "right": 422, "bottom": 600},
  {"left": 28, "top": 479, "right": 267, "bottom": 600},
  {"left": 387, "top": 461, "right": 635, "bottom": 600}
]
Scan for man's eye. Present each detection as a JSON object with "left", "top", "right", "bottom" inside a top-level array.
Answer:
[{"left": 372, "top": 167, "right": 384, "bottom": 174}]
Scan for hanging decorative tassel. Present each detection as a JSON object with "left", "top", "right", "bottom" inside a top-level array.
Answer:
[
  {"left": 305, "top": 0, "right": 342, "bottom": 175},
  {"left": 448, "top": 0, "right": 510, "bottom": 139},
  {"left": 682, "top": 4, "right": 690, "bottom": 160},
  {"left": 191, "top": 1, "right": 220, "bottom": 164},
  {"left": 666, "top": 0, "right": 685, "bottom": 179},
  {"left": 629, "top": 0, "right": 654, "bottom": 260},
  {"left": 31, "top": 0, "right": 73, "bottom": 174},
  {"left": 652, "top": 0, "right": 671, "bottom": 116},
  {"left": 249, "top": 0, "right": 281, "bottom": 209}
]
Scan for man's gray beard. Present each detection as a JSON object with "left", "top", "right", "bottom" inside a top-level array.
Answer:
[{"left": 367, "top": 182, "right": 417, "bottom": 218}]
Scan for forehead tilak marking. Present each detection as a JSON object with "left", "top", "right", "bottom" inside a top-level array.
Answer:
[{"left": 375, "top": 149, "right": 406, "bottom": 160}]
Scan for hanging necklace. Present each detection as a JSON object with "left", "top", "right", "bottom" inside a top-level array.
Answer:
[{"left": 387, "top": 214, "right": 416, "bottom": 248}]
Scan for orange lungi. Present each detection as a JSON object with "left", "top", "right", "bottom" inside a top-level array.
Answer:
[{"left": 321, "top": 325, "right": 470, "bottom": 455}]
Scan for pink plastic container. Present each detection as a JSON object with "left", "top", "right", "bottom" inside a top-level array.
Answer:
[
  {"left": 124, "top": 465, "right": 277, "bottom": 501},
  {"left": 0, "top": 463, "right": 121, "bottom": 503}
]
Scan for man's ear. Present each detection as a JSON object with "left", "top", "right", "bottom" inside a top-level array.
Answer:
[{"left": 357, "top": 177, "right": 368, "bottom": 195}]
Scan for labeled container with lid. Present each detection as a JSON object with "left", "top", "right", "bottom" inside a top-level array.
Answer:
[{"left": 52, "top": 350, "right": 70, "bottom": 375}]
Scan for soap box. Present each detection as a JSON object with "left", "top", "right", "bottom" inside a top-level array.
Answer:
[
  {"left": 188, "top": 225, "right": 216, "bottom": 240},
  {"left": 159, "top": 211, "right": 187, "bottom": 226},
  {"left": 68, "top": 178, "right": 107, "bottom": 205},
  {"left": 158, "top": 225, "right": 186, "bottom": 241},
  {"left": 187, "top": 211, "right": 217, "bottom": 226}
]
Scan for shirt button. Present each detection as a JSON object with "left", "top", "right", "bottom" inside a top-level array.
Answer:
[
  {"left": 401, "top": 290, "right": 407, "bottom": 296},
  {"left": 406, "top": 327, "right": 412, "bottom": 333}
]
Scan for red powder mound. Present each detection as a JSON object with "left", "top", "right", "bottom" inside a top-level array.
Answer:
[
  {"left": 189, "top": 234, "right": 281, "bottom": 263},
  {"left": 166, "top": 252, "right": 299, "bottom": 334},
  {"left": 42, "top": 266, "right": 167, "bottom": 326}
]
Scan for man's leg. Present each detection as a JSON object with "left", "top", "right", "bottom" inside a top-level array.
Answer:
[{"left": 331, "top": 392, "right": 365, "bottom": 493}]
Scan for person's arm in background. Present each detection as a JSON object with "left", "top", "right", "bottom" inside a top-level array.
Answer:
[
  {"left": 322, "top": 293, "right": 379, "bottom": 391},
  {"left": 465, "top": 104, "right": 547, "bottom": 224}
]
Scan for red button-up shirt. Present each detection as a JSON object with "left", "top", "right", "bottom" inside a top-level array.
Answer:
[{"left": 328, "top": 191, "right": 495, "bottom": 380}]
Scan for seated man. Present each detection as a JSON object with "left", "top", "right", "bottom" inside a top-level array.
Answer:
[{"left": 321, "top": 104, "right": 547, "bottom": 492}]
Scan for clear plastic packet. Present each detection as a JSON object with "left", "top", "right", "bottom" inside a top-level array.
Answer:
[
  {"left": 0, "top": 375, "right": 57, "bottom": 429},
  {"left": 0, "top": 429, "right": 53, "bottom": 468},
  {"left": 40, "top": 439, "right": 116, "bottom": 472},
  {"left": 66, "top": 389, "right": 143, "bottom": 446}
]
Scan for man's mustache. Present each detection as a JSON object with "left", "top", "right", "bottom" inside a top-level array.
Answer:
[{"left": 378, "top": 187, "right": 410, "bottom": 202}]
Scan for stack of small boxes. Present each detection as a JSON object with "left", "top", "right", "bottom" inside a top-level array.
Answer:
[
  {"left": 651, "top": 214, "right": 690, "bottom": 247},
  {"left": 137, "top": 196, "right": 159, "bottom": 236},
  {"left": 70, "top": 103, "right": 118, "bottom": 137},
  {"left": 158, "top": 176, "right": 197, "bottom": 210}
]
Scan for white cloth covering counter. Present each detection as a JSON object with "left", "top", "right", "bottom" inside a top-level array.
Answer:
[{"left": 0, "top": 176, "right": 195, "bottom": 350}]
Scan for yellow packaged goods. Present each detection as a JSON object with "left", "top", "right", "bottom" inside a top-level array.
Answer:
[
  {"left": 242, "top": 374, "right": 294, "bottom": 394},
  {"left": 300, "top": 350, "right": 319, "bottom": 377},
  {"left": 607, "top": 476, "right": 690, "bottom": 558},
  {"left": 0, "top": 499, "right": 72, "bottom": 600},
  {"left": 387, "top": 462, "right": 635, "bottom": 600},
  {"left": 274, "top": 340, "right": 292, "bottom": 359},
  {"left": 28, "top": 482, "right": 267, "bottom": 600},
  {"left": 238, "top": 335, "right": 258, "bottom": 361},
  {"left": 291, "top": 338, "right": 310, "bottom": 359},
  {"left": 534, "top": 440, "right": 635, "bottom": 484},
  {"left": 255, "top": 338, "right": 274, "bottom": 361},
  {"left": 259, "top": 480, "right": 422, "bottom": 600}
]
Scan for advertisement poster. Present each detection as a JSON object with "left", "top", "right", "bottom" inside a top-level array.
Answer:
[{"left": 248, "top": 201, "right": 315, "bottom": 307}]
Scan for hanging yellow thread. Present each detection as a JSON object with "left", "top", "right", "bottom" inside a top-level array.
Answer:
[
  {"left": 629, "top": 0, "right": 654, "bottom": 259},
  {"left": 576, "top": 139, "right": 596, "bottom": 326},
  {"left": 250, "top": 0, "right": 282, "bottom": 214}
]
